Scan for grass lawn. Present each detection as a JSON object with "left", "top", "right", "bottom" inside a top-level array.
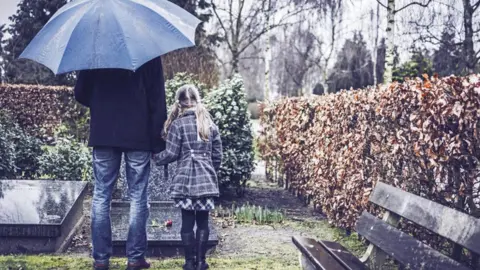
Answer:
[{"left": 0, "top": 256, "right": 299, "bottom": 270}]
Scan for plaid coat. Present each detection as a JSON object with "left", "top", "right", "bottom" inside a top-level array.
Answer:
[{"left": 154, "top": 110, "right": 222, "bottom": 199}]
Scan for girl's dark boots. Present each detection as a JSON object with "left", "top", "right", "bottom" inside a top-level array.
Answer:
[
  {"left": 181, "top": 232, "right": 196, "bottom": 270},
  {"left": 195, "top": 230, "right": 210, "bottom": 270}
]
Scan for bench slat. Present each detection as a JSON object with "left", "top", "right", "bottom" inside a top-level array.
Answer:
[
  {"left": 356, "top": 211, "right": 471, "bottom": 270},
  {"left": 370, "top": 182, "right": 480, "bottom": 255},
  {"left": 292, "top": 236, "right": 346, "bottom": 270},
  {"left": 318, "top": 240, "right": 367, "bottom": 270}
]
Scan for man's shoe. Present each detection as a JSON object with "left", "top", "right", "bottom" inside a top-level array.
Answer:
[
  {"left": 93, "top": 262, "right": 109, "bottom": 270},
  {"left": 126, "top": 259, "right": 151, "bottom": 270}
]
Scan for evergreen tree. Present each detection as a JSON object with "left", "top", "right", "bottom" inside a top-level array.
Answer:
[
  {"left": 170, "top": 0, "right": 217, "bottom": 45},
  {"left": 1, "top": 0, "right": 73, "bottom": 86},
  {"left": 433, "top": 28, "right": 465, "bottom": 77},
  {"left": 329, "top": 32, "right": 374, "bottom": 92},
  {"left": 393, "top": 46, "right": 433, "bottom": 82}
]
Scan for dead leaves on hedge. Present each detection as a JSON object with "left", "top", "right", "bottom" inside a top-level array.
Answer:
[
  {"left": 259, "top": 74, "right": 480, "bottom": 230},
  {"left": 0, "top": 84, "right": 86, "bottom": 140}
]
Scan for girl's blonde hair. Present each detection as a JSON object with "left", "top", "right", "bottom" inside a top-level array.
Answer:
[{"left": 163, "top": 84, "right": 213, "bottom": 141}]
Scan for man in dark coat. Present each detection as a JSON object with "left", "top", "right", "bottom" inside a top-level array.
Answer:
[{"left": 74, "top": 56, "right": 167, "bottom": 270}]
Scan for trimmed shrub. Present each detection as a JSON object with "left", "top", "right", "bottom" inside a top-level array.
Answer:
[
  {"left": 0, "top": 111, "right": 43, "bottom": 179},
  {"left": 258, "top": 74, "right": 480, "bottom": 256},
  {"left": 162, "top": 47, "right": 219, "bottom": 89},
  {"left": 0, "top": 84, "right": 88, "bottom": 142},
  {"left": 38, "top": 137, "right": 92, "bottom": 181},
  {"left": 205, "top": 75, "right": 255, "bottom": 195}
]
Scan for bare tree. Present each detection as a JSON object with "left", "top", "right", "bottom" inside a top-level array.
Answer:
[
  {"left": 284, "top": 23, "right": 318, "bottom": 96},
  {"left": 370, "top": 2, "right": 381, "bottom": 85},
  {"left": 263, "top": 0, "right": 273, "bottom": 101},
  {"left": 462, "top": 0, "right": 480, "bottom": 73},
  {"left": 315, "top": 0, "right": 345, "bottom": 94},
  {"left": 409, "top": 0, "right": 480, "bottom": 74},
  {"left": 210, "top": 0, "right": 309, "bottom": 76},
  {"left": 376, "top": 0, "right": 433, "bottom": 83}
]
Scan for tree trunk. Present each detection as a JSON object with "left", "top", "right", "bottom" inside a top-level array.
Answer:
[
  {"left": 383, "top": 0, "right": 395, "bottom": 84},
  {"left": 322, "top": 68, "right": 329, "bottom": 95},
  {"left": 462, "top": 0, "right": 476, "bottom": 74},
  {"left": 231, "top": 50, "right": 240, "bottom": 76},
  {"left": 373, "top": 2, "right": 380, "bottom": 86},
  {"left": 263, "top": 0, "right": 272, "bottom": 100}
]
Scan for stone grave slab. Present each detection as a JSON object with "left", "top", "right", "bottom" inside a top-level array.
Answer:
[
  {"left": 116, "top": 160, "right": 175, "bottom": 201},
  {"left": 111, "top": 201, "right": 218, "bottom": 256},
  {"left": 0, "top": 180, "right": 87, "bottom": 254},
  {"left": 112, "top": 161, "right": 219, "bottom": 256}
]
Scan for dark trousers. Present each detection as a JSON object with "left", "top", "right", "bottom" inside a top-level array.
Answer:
[{"left": 181, "top": 209, "right": 209, "bottom": 233}]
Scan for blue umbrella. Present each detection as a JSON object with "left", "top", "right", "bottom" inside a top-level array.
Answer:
[{"left": 19, "top": 0, "right": 201, "bottom": 75}]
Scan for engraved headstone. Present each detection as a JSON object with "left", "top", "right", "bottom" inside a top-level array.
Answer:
[{"left": 0, "top": 180, "right": 87, "bottom": 254}]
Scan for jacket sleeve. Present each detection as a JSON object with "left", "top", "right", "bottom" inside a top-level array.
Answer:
[
  {"left": 154, "top": 122, "right": 181, "bottom": 165},
  {"left": 144, "top": 57, "right": 167, "bottom": 154},
  {"left": 211, "top": 125, "right": 223, "bottom": 172},
  {"left": 74, "top": 70, "right": 92, "bottom": 107}
]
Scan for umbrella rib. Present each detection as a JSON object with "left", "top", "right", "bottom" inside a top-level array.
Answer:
[
  {"left": 109, "top": 5, "right": 134, "bottom": 70},
  {"left": 48, "top": 0, "right": 92, "bottom": 25},
  {"left": 123, "top": 0, "right": 198, "bottom": 43},
  {"left": 56, "top": 2, "right": 100, "bottom": 74}
]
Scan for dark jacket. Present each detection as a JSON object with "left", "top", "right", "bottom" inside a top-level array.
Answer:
[
  {"left": 74, "top": 57, "right": 167, "bottom": 153},
  {"left": 154, "top": 110, "right": 223, "bottom": 199}
]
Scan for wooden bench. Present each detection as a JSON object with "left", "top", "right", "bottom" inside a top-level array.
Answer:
[{"left": 292, "top": 182, "right": 480, "bottom": 270}]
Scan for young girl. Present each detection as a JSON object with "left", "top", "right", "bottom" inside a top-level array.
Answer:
[{"left": 154, "top": 85, "right": 222, "bottom": 270}]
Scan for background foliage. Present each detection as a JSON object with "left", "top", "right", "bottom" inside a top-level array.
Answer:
[
  {"left": 259, "top": 74, "right": 480, "bottom": 250},
  {"left": 0, "top": 111, "right": 42, "bottom": 179},
  {"left": 0, "top": 73, "right": 255, "bottom": 191},
  {"left": 0, "top": 84, "right": 88, "bottom": 142},
  {"left": 38, "top": 137, "right": 92, "bottom": 181}
]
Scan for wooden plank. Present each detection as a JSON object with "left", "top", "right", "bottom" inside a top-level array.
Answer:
[
  {"left": 370, "top": 182, "right": 480, "bottom": 255},
  {"left": 292, "top": 236, "right": 346, "bottom": 270},
  {"left": 360, "top": 211, "right": 401, "bottom": 269},
  {"left": 319, "top": 240, "right": 367, "bottom": 270},
  {"left": 356, "top": 212, "right": 471, "bottom": 270}
]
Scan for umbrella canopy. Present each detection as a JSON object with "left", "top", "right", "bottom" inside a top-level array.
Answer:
[{"left": 19, "top": 0, "right": 201, "bottom": 75}]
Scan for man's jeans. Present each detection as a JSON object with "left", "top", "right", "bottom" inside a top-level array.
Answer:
[{"left": 91, "top": 147, "right": 150, "bottom": 265}]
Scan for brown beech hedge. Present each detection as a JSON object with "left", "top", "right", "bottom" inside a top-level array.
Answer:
[
  {"left": 258, "top": 74, "right": 480, "bottom": 232},
  {"left": 0, "top": 84, "right": 86, "bottom": 140}
]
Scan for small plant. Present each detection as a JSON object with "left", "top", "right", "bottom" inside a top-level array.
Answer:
[{"left": 231, "top": 203, "right": 284, "bottom": 225}]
